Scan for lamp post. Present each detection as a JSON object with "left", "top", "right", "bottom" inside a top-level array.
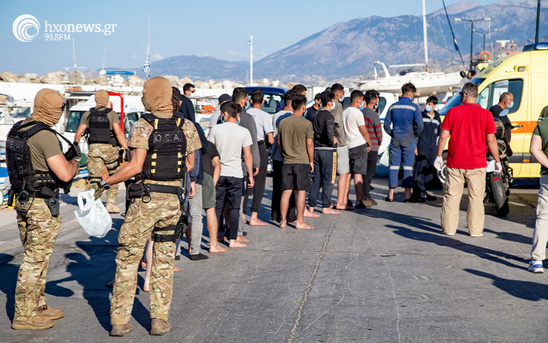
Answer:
[
  {"left": 455, "top": 17, "right": 491, "bottom": 71},
  {"left": 473, "top": 29, "right": 487, "bottom": 52}
]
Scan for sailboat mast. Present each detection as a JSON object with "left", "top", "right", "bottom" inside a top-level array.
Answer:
[
  {"left": 422, "top": 0, "right": 429, "bottom": 71},
  {"left": 146, "top": 12, "right": 151, "bottom": 80}
]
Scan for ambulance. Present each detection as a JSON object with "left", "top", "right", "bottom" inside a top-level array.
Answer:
[{"left": 440, "top": 43, "right": 548, "bottom": 178}]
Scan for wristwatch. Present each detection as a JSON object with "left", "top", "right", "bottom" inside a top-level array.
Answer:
[{"left": 101, "top": 180, "right": 111, "bottom": 190}]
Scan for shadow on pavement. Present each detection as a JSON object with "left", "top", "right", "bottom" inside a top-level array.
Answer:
[
  {"left": 465, "top": 269, "right": 548, "bottom": 301},
  {"left": 0, "top": 254, "right": 18, "bottom": 321}
]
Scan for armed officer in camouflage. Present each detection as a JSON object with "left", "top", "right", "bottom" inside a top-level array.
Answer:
[
  {"left": 94, "top": 77, "right": 200, "bottom": 337},
  {"left": 7, "top": 89, "right": 80, "bottom": 330},
  {"left": 74, "top": 90, "right": 129, "bottom": 213}
]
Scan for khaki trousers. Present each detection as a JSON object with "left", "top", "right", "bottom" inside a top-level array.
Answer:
[
  {"left": 531, "top": 175, "right": 548, "bottom": 261},
  {"left": 441, "top": 167, "right": 486, "bottom": 235}
]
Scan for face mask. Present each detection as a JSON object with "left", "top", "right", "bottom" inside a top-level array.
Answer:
[
  {"left": 374, "top": 102, "right": 379, "bottom": 110},
  {"left": 237, "top": 116, "right": 241, "bottom": 125},
  {"left": 508, "top": 101, "right": 514, "bottom": 109},
  {"left": 331, "top": 102, "right": 336, "bottom": 110},
  {"left": 500, "top": 109, "right": 509, "bottom": 117},
  {"left": 339, "top": 97, "right": 344, "bottom": 103},
  {"left": 425, "top": 105, "right": 433, "bottom": 112},
  {"left": 221, "top": 115, "right": 226, "bottom": 123}
]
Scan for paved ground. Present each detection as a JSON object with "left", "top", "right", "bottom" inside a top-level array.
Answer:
[{"left": 0, "top": 170, "right": 547, "bottom": 343}]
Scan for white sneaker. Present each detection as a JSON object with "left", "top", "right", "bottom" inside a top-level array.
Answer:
[
  {"left": 443, "top": 232, "right": 455, "bottom": 236},
  {"left": 470, "top": 233, "right": 484, "bottom": 237},
  {"left": 528, "top": 260, "right": 544, "bottom": 273}
]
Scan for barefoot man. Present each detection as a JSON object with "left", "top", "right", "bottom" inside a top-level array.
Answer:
[
  {"left": 278, "top": 94, "right": 315, "bottom": 229},
  {"left": 208, "top": 101, "right": 254, "bottom": 248}
]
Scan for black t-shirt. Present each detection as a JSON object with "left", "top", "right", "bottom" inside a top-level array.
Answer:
[
  {"left": 305, "top": 106, "right": 318, "bottom": 124},
  {"left": 203, "top": 142, "right": 220, "bottom": 176},
  {"left": 489, "top": 104, "right": 512, "bottom": 141}
]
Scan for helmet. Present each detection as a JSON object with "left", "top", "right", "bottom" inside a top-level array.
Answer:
[{"left": 437, "top": 163, "right": 448, "bottom": 184}]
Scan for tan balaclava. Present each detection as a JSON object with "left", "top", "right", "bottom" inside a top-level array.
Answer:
[
  {"left": 141, "top": 76, "right": 173, "bottom": 113},
  {"left": 30, "top": 89, "right": 65, "bottom": 127},
  {"left": 95, "top": 90, "right": 109, "bottom": 107}
]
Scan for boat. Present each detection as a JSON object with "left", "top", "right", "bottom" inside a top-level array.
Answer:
[{"left": 358, "top": 0, "right": 465, "bottom": 95}]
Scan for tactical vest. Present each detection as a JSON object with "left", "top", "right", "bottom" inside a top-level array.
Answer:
[
  {"left": 141, "top": 113, "right": 188, "bottom": 181},
  {"left": 88, "top": 107, "right": 116, "bottom": 145},
  {"left": 6, "top": 121, "right": 64, "bottom": 195}
]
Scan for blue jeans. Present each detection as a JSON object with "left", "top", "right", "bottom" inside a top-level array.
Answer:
[
  {"left": 388, "top": 136, "right": 415, "bottom": 189},
  {"left": 309, "top": 149, "right": 336, "bottom": 208}
]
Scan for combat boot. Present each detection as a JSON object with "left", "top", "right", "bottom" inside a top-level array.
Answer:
[
  {"left": 11, "top": 315, "right": 54, "bottom": 330},
  {"left": 110, "top": 323, "right": 132, "bottom": 337},
  {"left": 36, "top": 305, "right": 64, "bottom": 320},
  {"left": 150, "top": 318, "right": 171, "bottom": 335},
  {"left": 106, "top": 202, "right": 120, "bottom": 214}
]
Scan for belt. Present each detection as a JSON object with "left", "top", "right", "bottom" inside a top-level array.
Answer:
[
  {"left": 258, "top": 140, "right": 265, "bottom": 145},
  {"left": 145, "top": 184, "right": 182, "bottom": 196}
]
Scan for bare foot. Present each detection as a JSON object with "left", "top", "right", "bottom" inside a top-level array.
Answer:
[
  {"left": 336, "top": 204, "right": 354, "bottom": 210},
  {"left": 188, "top": 247, "right": 192, "bottom": 255},
  {"left": 236, "top": 235, "right": 250, "bottom": 243},
  {"left": 143, "top": 284, "right": 149, "bottom": 292},
  {"left": 209, "top": 244, "right": 228, "bottom": 253},
  {"left": 173, "top": 266, "right": 182, "bottom": 272},
  {"left": 304, "top": 209, "right": 320, "bottom": 218},
  {"left": 322, "top": 207, "right": 340, "bottom": 215},
  {"left": 295, "top": 222, "right": 315, "bottom": 230},
  {"left": 229, "top": 240, "right": 247, "bottom": 248},
  {"left": 248, "top": 218, "right": 268, "bottom": 226},
  {"left": 279, "top": 220, "right": 287, "bottom": 229},
  {"left": 140, "top": 260, "right": 147, "bottom": 269}
]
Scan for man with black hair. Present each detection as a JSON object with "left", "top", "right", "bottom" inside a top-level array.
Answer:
[
  {"left": 179, "top": 83, "right": 196, "bottom": 122},
  {"left": 331, "top": 83, "right": 352, "bottom": 210},
  {"left": 245, "top": 88, "right": 274, "bottom": 226},
  {"left": 208, "top": 101, "right": 254, "bottom": 247},
  {"left": 362, "top": 89, "right": 382, "bottom": 207},
  {"left": 271, "top": 90, "right": 297, "bottom": 222},
  {"left": 308, "top": 91, "right": 339, "bottom": 215},
  {"left": 305, "top": 93, "right": 322, "bottom": 124},
  {"left": 209, "top": 93, "right": 232, "bottom": 128},
  {"left": 278, "top": 94, "right": 315, "bottom": 229},
  {"left": 275, "top": 84, "right": 307, "bottom": 112},
  {"left": 489, "top": 92, "right": 514, "bottom": 154},
  {"left": 74, "top": 90, "right": 129, "bottom": 213},
  {"left": 344, "top": 90, "right": 371, "bottom": 208},
  {"left": 384, "top": 82, "right": 423, "bottom": 202},
  {"left": 409, "top": 95, "right": 441, "bottom": 203}
]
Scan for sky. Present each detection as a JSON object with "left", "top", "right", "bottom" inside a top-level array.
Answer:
[{"left": 1, "top": 0, "right": 505, "bottom": 74}]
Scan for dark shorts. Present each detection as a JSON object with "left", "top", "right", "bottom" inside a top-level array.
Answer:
[
  {"left": 348, "top": 144, "right": 367, "bottom": 175},
  {"left": 202, "top": 173, "right": 216, "bottom": 209},
  {"left": 281, "top": 163, "right": 311, "bottom": 191}
]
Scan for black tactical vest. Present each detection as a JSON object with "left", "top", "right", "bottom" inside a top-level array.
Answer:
[
  {"left": 141, "top": 113, "right": 188, "bottom": 181},
  {"left": 6, "top": 121, "right": 62, "bottom": 194},
  {"left": 88, "top": 107, "right": 116, "bottom": 145}
]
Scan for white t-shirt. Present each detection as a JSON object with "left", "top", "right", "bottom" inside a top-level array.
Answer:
[
  {"left": 247, "top": 107, "right": 274, "bottom": 141},
  {"left": 343, "top": 107, "right": 367, "bottom": 149},
  {"left": 208, "top": 122, "right": 252, "bottom": 178}
]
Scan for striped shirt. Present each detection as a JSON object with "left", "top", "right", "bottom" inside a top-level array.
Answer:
[{"left": 362, "top": 107, "right": 383, "bottom": 151}]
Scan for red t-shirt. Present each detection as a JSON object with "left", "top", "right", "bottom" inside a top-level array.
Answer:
[{"left": 440, "top": 103, "right": 496, "bottom": 169}]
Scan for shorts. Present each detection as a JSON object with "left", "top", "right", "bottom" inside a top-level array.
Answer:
[
  {"left": 337, "top": 146, "right": 350, "bottom": 175},
  {"left": 202, "top": 173, "right": 216, "bottom": 209},
  {"left": 348, "top": 144, "right": 367, "bottom": 175},
  {"left": 281, "top": 163, "right": 311, "bottom": 191}
]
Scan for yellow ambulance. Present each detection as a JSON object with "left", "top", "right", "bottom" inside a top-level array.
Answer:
[{"left": 440, "top": 43, "right": 548, "bottom": 178}]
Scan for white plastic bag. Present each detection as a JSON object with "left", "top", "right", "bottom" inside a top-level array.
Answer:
[
  {"left": 74, "top": 189, "right": 112, "bottom": 238},
  {"left": 379, "top": 149, "right": 390, "bottom": 167}
]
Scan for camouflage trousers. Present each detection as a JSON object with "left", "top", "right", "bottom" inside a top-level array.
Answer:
[
  {"left": 88, "top": 143, "right": 120, "bottom": 205},
  {"left": 110, "top": 192, "right": 181, "bottom": 324},
  {"left": 14, "top": 198, "right": 61, "bottom": 321}
]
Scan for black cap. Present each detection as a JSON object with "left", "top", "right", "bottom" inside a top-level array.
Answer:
[{"left": 218, "top": 94, "right": 231, "bottom": 105}]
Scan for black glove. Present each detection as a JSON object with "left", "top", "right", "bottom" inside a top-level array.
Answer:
[{"left": 64, "top": 142, "right": 81, "bottom": 161}]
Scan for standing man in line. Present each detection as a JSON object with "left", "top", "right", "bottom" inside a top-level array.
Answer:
[
  {"left": 104, "top": 77, "right": 200, "bottom": 336},
  {"left": 180, "top": 83, "right": 196, "bottom": 122},
  {"left": 383, "top": 82, "right": 423, "bottom": 202},
  {"left": 9, "top": 89, "right": 80, "bottom": 330},
  {"left": 209, "top": 101, "right": 255, "bottom": 247},
  {"left": 343, "top": 90, "right": 371, "bottom": 208},
  {"left": 209, "top": 93, "right": 232, "bottom": 128},
  {"left": 525, "top": 105, "right": 548, "bottom": 273},
  {"left": 278, "top": 95, "right": 315, "bottom": 229},
  {"left": 308, "top": 91, "right": 339, "bottom": 215},
  {"left": 434, "top": 82, "right": 500, "bottom": 237},
  {"left": 245, "top": 88, "right": 274, "bottom": 226},
  {"left": 74, "top": 90, "right": 129, "bottom": 213},
  {"left": 305, "top": 93, "right": 322, "bottom": 124},
  {"left": 362, "top": 89, "right": 382, "bottom": 207},
  {"left": 332, "top": 83, "right": 352, "bottom": 210}
]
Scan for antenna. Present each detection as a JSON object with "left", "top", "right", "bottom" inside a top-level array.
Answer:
[
  {"left": 422, "top": 0, "right": 428, "bottom": 71},
  {"left": 147, "top": 11, "right": 151, "bottom": 80},
  {"left": 64, "top": 37, "right": 86, "bottom": 74}
]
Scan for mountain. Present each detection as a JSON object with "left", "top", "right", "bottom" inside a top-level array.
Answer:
[{"left": 142, "top": 0, "right": 548, "bottom": 81}]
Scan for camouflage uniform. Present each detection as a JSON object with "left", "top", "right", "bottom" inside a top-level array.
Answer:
[
  {"left": 110, "top": 113, "right": 200, "bottom": 325},
  {"left": 14, "top": 198, "right": 61, "bottom": 322},
  {"left": 87, "top": 143, "right": 120, "bottom": 205}
]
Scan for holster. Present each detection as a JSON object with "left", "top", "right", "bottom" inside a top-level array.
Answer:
[
  {"left": 45, "top": 189, "right": 60, "bottom": 217},
  {"left": 150, "top": 213, "right": 189, "bottom": 243},
  {"left": 127, "top": 182, "right": 144, "bottom": 199}
]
